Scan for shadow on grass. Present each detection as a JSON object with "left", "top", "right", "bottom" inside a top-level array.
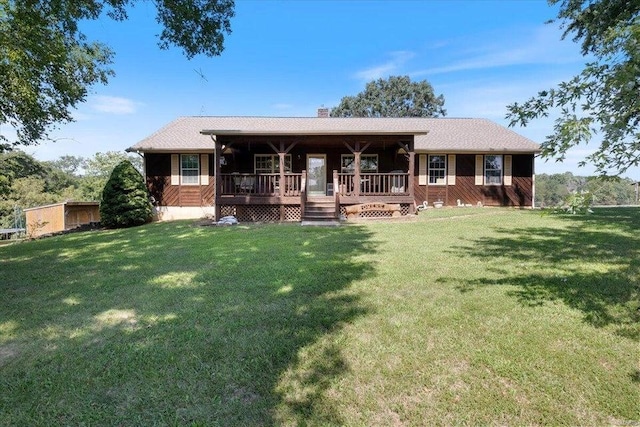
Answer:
[
  {"left": 0, "top": 222, "right": 376, "bottom": 425},
  {"left": 449, "top": 208, "right": 640, "bottom": 341}
]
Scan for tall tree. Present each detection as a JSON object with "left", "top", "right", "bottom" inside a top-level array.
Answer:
[
  {"left": 81, "top": 151, "right": 142, "bottom": 201},
  {"left": 47, "top": 155, "right": 85, "bottom": 176},
  {"left": 83, "top": 151, "right": 142, "bottom": 177},
  {"left": 0, "top": 0, "right": 234, "bottom": 148},
  {"left": 330, "top": 76, "right": 446, "bottom": 118},
  {"left": 0, "top": 150, "right": 48, "bottom": 197},
  {"left": 506, "top": 0, "right": 640, "bottom": 175}
]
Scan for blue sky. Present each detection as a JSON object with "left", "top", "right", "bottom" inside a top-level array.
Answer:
[{"left": 21, "top": 0, "right": 640, "bottom": 180}]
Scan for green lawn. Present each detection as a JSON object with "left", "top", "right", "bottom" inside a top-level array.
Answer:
[{"left": 1, "top": 208, "right": 638, "bottom": 426}]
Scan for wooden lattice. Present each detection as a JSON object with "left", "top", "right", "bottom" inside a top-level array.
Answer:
[
  {"left": 284, "top": 205, "right": 301, "bottom": 221},
  {"left": 220, "top": 203, "right": 409, "bottom": 222},
  {"left": 220, "top": 205, "right": 236, "bottom": 217},
  {"left": 237, "top": 205, "right": 279, "bottom": 222},
  {"left": 360, "top": 210, "right": 393, "bottom": 218},
  {"left": 220, "top": 205, "right": 299, "bottom": 222},
  {"left": 341, "top": 203, "right": 411, "bottom": 219}
]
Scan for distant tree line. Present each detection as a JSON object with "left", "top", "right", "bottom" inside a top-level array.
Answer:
[
  {"left": 0, "top": 150, "right": 142, "bottom": 228},
  {"left": 535, "top": 172, "right": 638, "bottom": 207}
]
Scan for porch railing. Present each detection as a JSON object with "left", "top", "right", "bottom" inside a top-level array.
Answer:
[
  {"left": 220, "top": 173, "right": 302, "bottom": 196},
  {"left": 337, "top": 172, "right": 410, "bottom": 196},
  {"left": 220, "top": 172, "right": 408, "bottom": 197}
]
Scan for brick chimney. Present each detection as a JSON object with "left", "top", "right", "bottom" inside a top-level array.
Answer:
[{"left": 317, "top": 107, "right": 329, "bottom": 118}]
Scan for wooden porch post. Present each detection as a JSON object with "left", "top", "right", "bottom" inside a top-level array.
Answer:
[
  {"left": 354, "top": 142, "right": 361, "bottom": 198},
  {"left": 268, "top": 140, "right": 296, "bottom": 199},
  {"left": 213, "top": 137, "right": 221, "bottom": 221},
  {"left": 278, "top": 151, "right": 285, "bottom": 197},
  {"left": 408, "top": 143, "right": 415, "bottom": 214},
  {"left": 278, "top": 149, "right": 285, "bottom": 221}
]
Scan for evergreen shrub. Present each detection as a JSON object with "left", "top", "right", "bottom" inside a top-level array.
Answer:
[{"left": 100, "top": 160, "right": 152, "bottom": 228}]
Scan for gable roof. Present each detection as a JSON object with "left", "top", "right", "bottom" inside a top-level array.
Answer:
[{"left": 127, "top": 116, "right": 540, "bottom": 153}]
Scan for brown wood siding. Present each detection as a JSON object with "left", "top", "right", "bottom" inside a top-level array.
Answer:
[
  {"left": 25, "top": 204, "right": 64, "bottom": 237},
  {"left": 145, "top": 153, "right": 214, "bottom": 207},
  {"left": 144, "top": 139, "right": 535, "bottom": 210},
  {"left": 413, "top": 154, "right": 534, "bottom": 207},
  {"left": 413, "top": 182, "right": 427, "bottom": 205},
  {"left": 66, "top": 205, "right": 100, "bottom": 228},
  {"left": 25, "top": 203, "right": 100, "bottom": 237}
]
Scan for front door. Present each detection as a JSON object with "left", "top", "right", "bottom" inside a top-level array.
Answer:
[{"left": 307, "top": 154, "right": 327, "bottom": 196}]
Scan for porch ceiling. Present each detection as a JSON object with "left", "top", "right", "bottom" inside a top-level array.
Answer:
[{"left": 218, "top": 134, "right": 412, "bottom": 149}]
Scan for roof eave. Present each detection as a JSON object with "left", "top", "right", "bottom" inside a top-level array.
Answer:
[
  {"left": 126, "top": 147, "right": 213, "bottom": 153},
  {"left": 415, "top": 148, "right": 541, "bottom": 154},
  {"left": 200, "top": 129, "right": 428, "bottom": 136}
]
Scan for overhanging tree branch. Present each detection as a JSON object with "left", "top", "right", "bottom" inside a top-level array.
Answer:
[
  {"left": 0, "top": 0, "right": 235, "bottom": 147},
  {"left": 506, "top": 0, "right": 639, "bottom": 175}
]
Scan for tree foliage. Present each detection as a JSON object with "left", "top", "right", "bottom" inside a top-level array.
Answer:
[
  {"left": 0, "top": 0, "right": 234, "bottom": 147},
  {"left": 100, "top": 160, "right": 151, "bottom": 228},
  {"left": 0, "top": 150, "right": 141, "bottom": 227},
  {"left": 535, "top": 172, "right": 637, "bottom": 207},
  {"left": 47, "top": 155, "right": 85, "bottom": 176},
  {"left": 0, "top": 150, "right": 48, "bottom": 198},
  {"left": 506, "top": 0, "right": 640, "bottom": 175},
  {"left": 81, "top": 151, "right": 142, "bottom": 201},
  {"left": 330, "top": 75, "right": 446, "bottom": 118}
]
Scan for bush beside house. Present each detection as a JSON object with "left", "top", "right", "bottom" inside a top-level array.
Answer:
[{"left": 100, "top": 160, "right": 152, "bottom": 228}]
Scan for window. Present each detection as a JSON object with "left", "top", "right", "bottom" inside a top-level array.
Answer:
[
  {"left": 254, "top": 154, "right": 291, "bottom": 173},
  {"left": 428, "top": 154, "right": 446, "bottom": 185},
  {"left": 171, "top": 154, "right": 209, "bottom": 186},
  {"left": 181, "top": 154, "right": 200, "bottom": 185},
  {"left": 341, "top": 154, "right": 378, "bottom": 173},
  {"left": 484, "top": 155, "right": 503, "bottom": 185}
]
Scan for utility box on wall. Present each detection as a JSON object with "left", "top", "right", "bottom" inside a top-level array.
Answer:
[{"left": 24, "top": 202, "right": 100, "bottom": 238}]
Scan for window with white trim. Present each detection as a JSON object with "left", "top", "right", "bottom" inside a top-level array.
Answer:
[
  {"left": 428, "top": 154, "right": 447, "bottom": 185},
  {"left": 254, "top": 154, "right": 291, "bottom": 173},
  {"left": 181, "top": 154, "right": 200, "bottom": 185},
  {"left": 484, "top": 155, "right": 503, "bottom": 185},
  {"left": 341, "top": 154, "right": 378, "bottom": 173}
]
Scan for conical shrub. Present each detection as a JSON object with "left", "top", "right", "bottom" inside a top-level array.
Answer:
[{"left": 100, "top": 160, "right": 152, "bottom": 228}]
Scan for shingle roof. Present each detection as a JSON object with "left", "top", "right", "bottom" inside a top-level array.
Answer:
[
  {"left": 127, "top": 116, "right": 540, "bottom": 153},
  {"left": 414, "top": 118, "right": 540, "bottom": 152}
]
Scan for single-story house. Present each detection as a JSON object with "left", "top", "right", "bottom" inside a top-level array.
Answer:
[{"left": 127, "top": 114, "right": 540, "bottom": 222}]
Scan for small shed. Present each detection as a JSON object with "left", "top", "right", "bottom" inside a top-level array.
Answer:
[{"left": 24, "top": 202, "right": 100, "bottom": 238}]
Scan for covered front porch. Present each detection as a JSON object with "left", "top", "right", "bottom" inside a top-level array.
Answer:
[{"left": 210, "top": 134, "right": 416, "bottom": 222}]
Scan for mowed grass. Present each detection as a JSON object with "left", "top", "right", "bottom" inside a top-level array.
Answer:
[{"left": 1, "top": 208, "right": 638, "bottom": 426}]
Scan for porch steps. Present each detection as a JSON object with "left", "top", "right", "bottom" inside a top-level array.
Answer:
[{"left": 302, "top": 198, "right": 340, "bottom": 226}]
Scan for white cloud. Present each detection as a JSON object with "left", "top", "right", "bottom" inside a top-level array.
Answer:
[
  {"left": 354, "top": 51, "right": 415, "bottom": 81},
  {"left": 90, "top": 96, "right": 141, "bottom": 115},
  {"left": 412, "top": 25, "right": 584, "bottom": 76},
  {"left": 438, "top": 73, "right": 568, "bottom": 120}
]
